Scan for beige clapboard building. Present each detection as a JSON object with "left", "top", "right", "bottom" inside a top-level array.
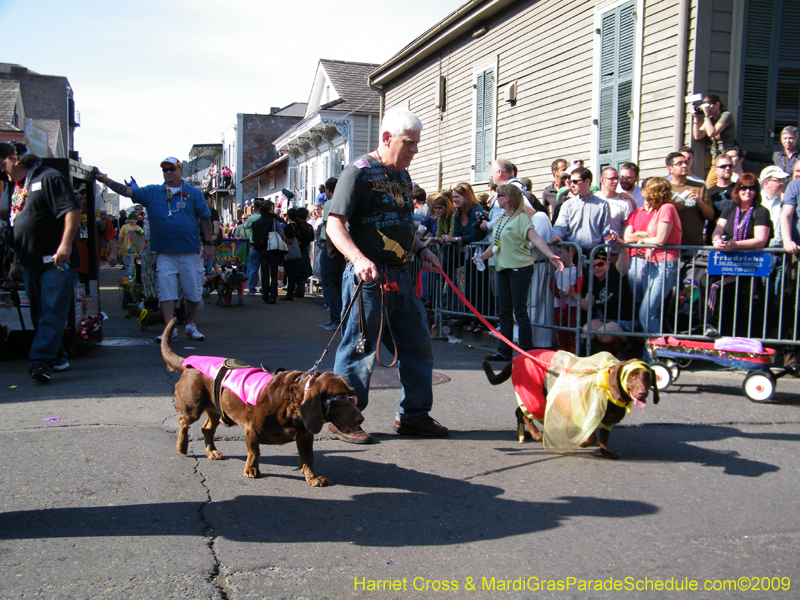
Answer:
[{"left": 366, "top": 0, "right": 795, "bottom": 194}]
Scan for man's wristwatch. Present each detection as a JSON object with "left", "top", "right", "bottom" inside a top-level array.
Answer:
[
  {"left": 202, "top": 241, "right": 212, "bottom": 246},
  {"left": 416, "top": 246, "right": 427, "bottom": 258}
]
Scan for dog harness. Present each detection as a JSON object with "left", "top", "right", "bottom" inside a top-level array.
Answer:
[{"left": 183, "top": 356, "right": 274, "bottom": 426}]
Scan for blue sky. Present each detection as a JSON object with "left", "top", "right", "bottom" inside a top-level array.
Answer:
[{"left": 1, "top": 0, "right": 462, "bottom": 187}]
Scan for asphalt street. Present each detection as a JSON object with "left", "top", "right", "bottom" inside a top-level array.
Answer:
[{"left": 0, "top": 264, "right": 798, "bottom": 600}]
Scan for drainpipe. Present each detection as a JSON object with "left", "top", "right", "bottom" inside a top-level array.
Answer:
[{"left": 673, "top": 0, "right": 691, "bottom": 149}]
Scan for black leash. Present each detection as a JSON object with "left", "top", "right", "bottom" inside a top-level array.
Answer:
[{"left": 309, "top": 280, "right": 363, "bottom": 374}]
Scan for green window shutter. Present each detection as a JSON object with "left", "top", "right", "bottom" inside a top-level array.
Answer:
[
  {"left": 739, "top": 0, "right": 776, "bottom": 147},
  {"left": 474, "top": 68, "right": 494, "bottom": 181},
  {"left": 597, "top": 1, "right": 635, "bottom": 171}
]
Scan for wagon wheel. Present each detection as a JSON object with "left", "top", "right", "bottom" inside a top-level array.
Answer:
[
  {"left": 664, "top": 359, "right": 681, "bottom": 383},
  {"left": 650, "top": 362, "right": 672, "bottom": 390},
  {"left": 742, "top": 371, "right": 775, "bottom": 403}
]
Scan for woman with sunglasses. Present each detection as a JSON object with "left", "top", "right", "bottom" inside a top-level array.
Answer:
[
  {"left": 708, "top": 173, "right": 772, "bottom": 337},
  {"left": 637, "top": 178, "right": 682, "bottom": 335},
  {"left": 440, "top": 183, "right": 491, "bottom": 330},
  {"left": 474, "top": 184, "right": 563, "bottom": 361}
]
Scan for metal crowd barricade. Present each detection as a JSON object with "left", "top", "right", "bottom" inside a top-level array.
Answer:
[
  {"left": 417, "top": 238, "right": 800, "bottom": 358},
  {"left": 584, "top": 243, "right": 800, "bottom": 356}
]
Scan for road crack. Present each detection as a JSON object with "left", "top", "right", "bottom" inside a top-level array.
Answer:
[{"left": 193, "top": 457, "right": 231, "bottom": 600}]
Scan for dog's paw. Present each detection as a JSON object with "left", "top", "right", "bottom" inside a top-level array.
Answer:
[
  {"left": 243, "top": 467, "right": 260, "bottom": 478},
  {"left": 206, "top": 449, "right": 223, "bottom": 460},
  {"left": 600, "top": 448, "right": 620, "bottom": 460},
  {"left": 307, "top": 475, "right": 331, "bottom": 487}
]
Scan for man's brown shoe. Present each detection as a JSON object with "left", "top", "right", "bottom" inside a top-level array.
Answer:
[
  {"left": 328, "top": 423, "right": 373, "bottom": 444},
  {"left": 394, "top": 416, "right": 449, "bottom": 438}
]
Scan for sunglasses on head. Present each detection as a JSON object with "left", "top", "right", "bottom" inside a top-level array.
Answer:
[{"left": 162, "top": 166, "right": 178, "bottom": 173}]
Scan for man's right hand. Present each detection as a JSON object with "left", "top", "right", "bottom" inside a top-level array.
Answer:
[
  {"left": 784, "top": 240, "right": 799, "bottom": 255},
  {"left": 353, "top": 256, "right": 379, "bottom": 282}
]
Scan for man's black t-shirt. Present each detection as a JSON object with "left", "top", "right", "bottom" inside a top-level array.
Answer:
[
  {"left": 11, "top": 164, "right": 80, "bottom": 272},
  {"left": 591, "top": 267, "right": 636, "bottom": 322},
  {"left": 706, "top": 183, "right": 735, "bottom": 243},
  {"left": 329, "top": 154, "right": 415, "bottom": 266}
]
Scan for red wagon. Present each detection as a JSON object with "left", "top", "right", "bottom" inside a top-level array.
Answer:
[{"left": 645, "top": 336, "right": 787, "bottom": 403}]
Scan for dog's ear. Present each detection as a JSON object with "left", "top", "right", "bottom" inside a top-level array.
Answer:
[
  {"left": 299, "top": 374, "right": 324, "bottom": 434},
  {"left": 649, "top": 368, "right": 660, "bottom": 404}
]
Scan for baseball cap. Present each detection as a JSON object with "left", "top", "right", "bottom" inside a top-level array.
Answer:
[
  {"left": 160, "top": 157, "right": 182, "bottom": 169},
  {"left": 0, "top": 141, "right": 27, "bottom": 159},
  {"left": 759, "top": 165, "right": 789, "bottom": 183}
]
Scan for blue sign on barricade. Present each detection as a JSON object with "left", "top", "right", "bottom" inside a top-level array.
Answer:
[{"left": 707, "top": 251, "right": 771, "bottom": 277}]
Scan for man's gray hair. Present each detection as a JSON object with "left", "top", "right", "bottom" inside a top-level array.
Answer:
[
  {"left": 782, "top": 126, "right": 799, "bottom": 138},
  {"left": 380, "top": 106, "right": 423, "bottom": 137},
  {"left": 492, "top": 158, "right": 514, "bottom": 176}
]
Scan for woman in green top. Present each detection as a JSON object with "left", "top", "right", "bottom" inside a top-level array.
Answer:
[{"left": 475, "top": 184, "right": 563, "bottom": 362}]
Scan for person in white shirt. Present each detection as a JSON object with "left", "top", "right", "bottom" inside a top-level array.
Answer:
[
  {"left": 596, "top": 167, "right": 635, "bottom": 237},
  {"left": 618, "top": 162, "right": 645, "bottom": 209}
]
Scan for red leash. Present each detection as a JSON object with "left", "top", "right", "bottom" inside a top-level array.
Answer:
[{"left": 434, "top": 265, "right": 593, "bottom": 373}]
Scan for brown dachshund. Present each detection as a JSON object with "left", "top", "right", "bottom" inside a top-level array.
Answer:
[
  {"left": 160, "top": 319, "right": 364, "bottom": 485},
  {"left": 483, "top": 355, "right": 658, "bottom": 459},
  {"left": 125, "top": 306, "right": 165, "bottom": 330}
]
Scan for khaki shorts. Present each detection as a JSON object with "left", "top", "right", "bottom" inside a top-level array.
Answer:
[{"left": 156, "top": 253, "right": 204, "bottom": 303}]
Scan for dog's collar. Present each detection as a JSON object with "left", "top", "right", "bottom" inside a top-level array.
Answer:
[
  {"left": 597, "top": 365, "right": 632, "bottom": 415},
  {"left": 136, "top": 309, "right": 148, "bottom": 324}
]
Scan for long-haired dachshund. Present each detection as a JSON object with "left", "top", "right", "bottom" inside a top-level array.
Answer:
[
  {"left": 160, "top": 319, "right": 363, "bottom": 485},
  {"left": 483, "top": 353, "right": 658, "bottom": 459}
]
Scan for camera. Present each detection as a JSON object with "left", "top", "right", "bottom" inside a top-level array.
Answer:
[
  {"left": 694, "top": 104, "right": 704, "bottom": 115},
  {"left": 475, "top": 211, "right": 490, "bottom": 223}
]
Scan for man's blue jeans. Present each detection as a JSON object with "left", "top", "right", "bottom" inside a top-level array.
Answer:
[
  {"left": 23, "top": 266, "right": 77, "bottom": 370},
  {"left": 495, "top": 265, "right": 534, "bottom": 359},
  {"left": 247, "top": 246, "right": 260, "bottom": 293},
  {"left": 639, "top": 259, "right": 679, "bottom": 334},
  {"left": 334, "top": 265, "right": 434, "bottom": 423}
]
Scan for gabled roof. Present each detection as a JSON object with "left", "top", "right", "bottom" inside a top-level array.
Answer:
[
  {"left": 369, "top": 0, "right": 516, "bottom": 86},
  {"left": 0, "top": 80, "right": 22, "bottom": 132},
  {"left": 274, "top": 102, "right": 308, "bottom": 118},
  {"left": 308, "top": 59, "right": 380, "bottom": 116}
]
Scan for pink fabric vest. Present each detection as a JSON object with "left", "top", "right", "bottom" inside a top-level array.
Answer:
[{"left": 183, "top": 356, "right": 273, "bottom": 406}]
